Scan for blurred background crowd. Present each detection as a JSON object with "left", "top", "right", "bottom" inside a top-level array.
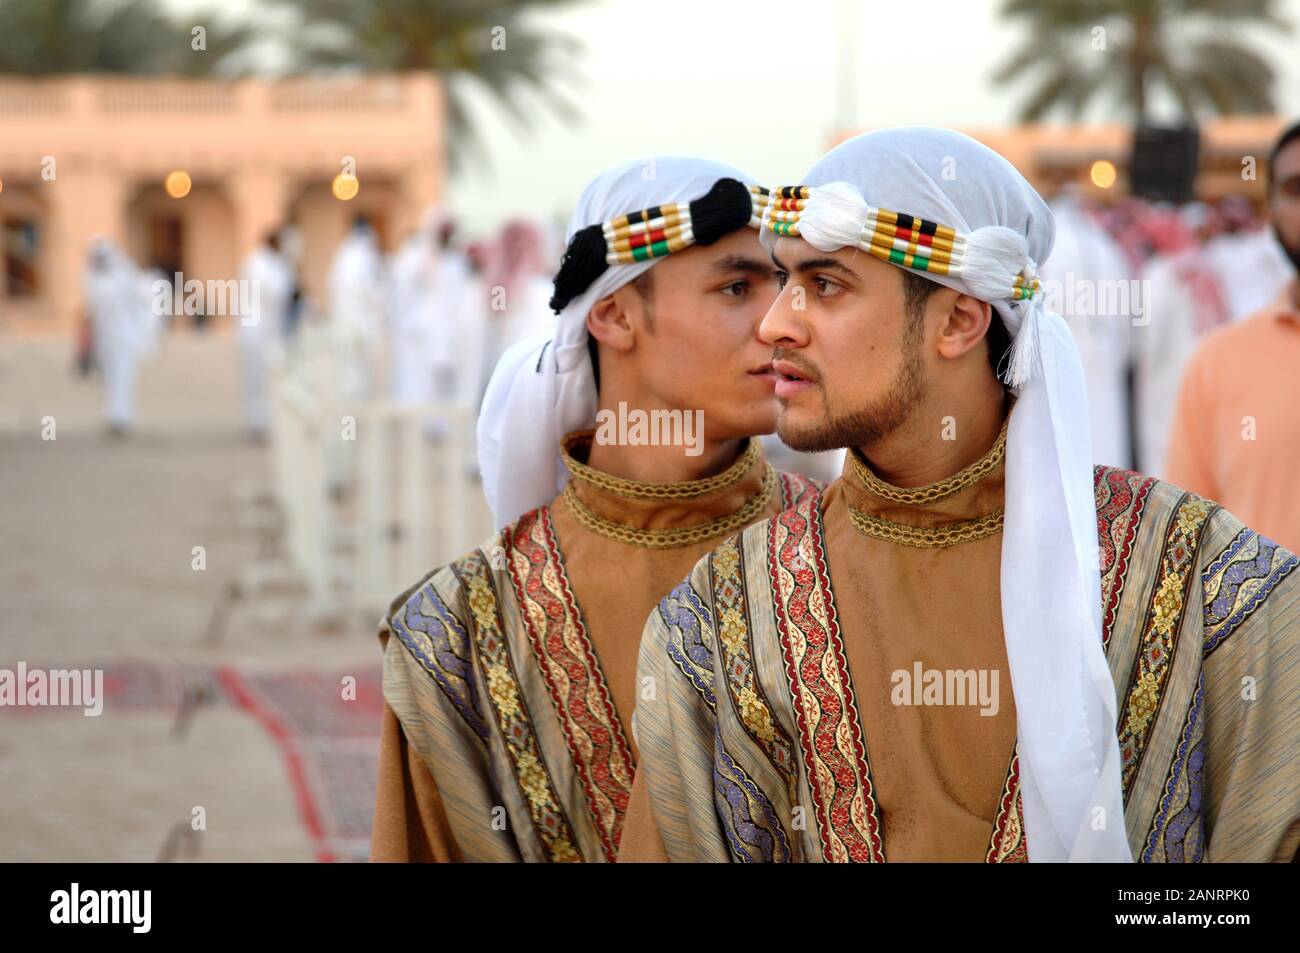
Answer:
[{"left": 1, "top": 0, "right": 1297, "bottom": 861}]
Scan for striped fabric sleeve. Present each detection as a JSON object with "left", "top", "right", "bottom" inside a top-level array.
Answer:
[
  {"left": 381, "top": 569, "right": 523, "bottom": 862},
  {"left": 1197, "top": 508, "right": 1300, "bottom": 862},
  {"left": 631, "top": 554, "right": 734, "bottom": 862}
]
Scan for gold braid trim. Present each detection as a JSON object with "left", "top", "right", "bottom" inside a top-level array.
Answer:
[
  {"left": 562, "top": 465, "right": 777, "bottom": 549},
  {"left": 847, "top": 505, "right": 1005, "bottom": 549},
  {"left": 560, "top": 430, "right": 760, "bottom": 501},
  {"left": 849, "top": 414, "right": 1009, "bottom": 506}
]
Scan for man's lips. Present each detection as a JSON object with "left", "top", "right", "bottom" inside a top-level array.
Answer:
[
  {"left": 747, "top": 362, "right": 778, "bottom": 384},
  {"left": 772, "top": 359, "right": 813, "bottom": 381},
  {"left": 772, "top": 358, "right": 817, "bottom": 398}
]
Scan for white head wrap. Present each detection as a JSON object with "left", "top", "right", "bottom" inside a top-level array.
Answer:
[
  {"left": 477, "top": 156, "right": 759, "bottom": 527},
  {"left": 782, "top": 127, "right": 1129, "bottom": 862}
]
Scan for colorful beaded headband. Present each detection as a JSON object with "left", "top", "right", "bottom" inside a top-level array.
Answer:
[
  {"left": 763, "top": 185, "right": 1041, "bottom": 301},
  {"left": 550, "top": 179, "right": 771, "bottom": 312}
]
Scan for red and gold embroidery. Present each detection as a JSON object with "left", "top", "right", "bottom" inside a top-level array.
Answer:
[
  {"left": 769, "top": 491, "right": 885, "bottom": 863},
  {"left": 711, "top": 535, "right": 797, "bottom": 784},
  {"left": 778, "top": 471, "right": 823, "bottom": 511},
  {"left": 749, "top": 470, "right": 1173, "bottom": 862},
  {"left": 1093, "top": 466, "right": 1157, "bottom": 651},
  {"left": 765, "top": 482, "right": 1025, "bottom": 864},
  {"left": 986, "top": 746, "right": 1028, "bottom": 863},
  {"left": 710, "top": 473, "right": 821, "bottom": 787},
  {"left": 450, "top": 550, "right": 581, "bottom": 862},
  {"left": 1117, "top": 493, "right": 1212, "bottom": 795},
  {"left": 506, "top": 506, "right": 636, "bottom": 863}
]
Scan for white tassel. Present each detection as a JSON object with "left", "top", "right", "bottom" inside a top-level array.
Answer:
[
  {"left": 798, "top": 181, "right": 870, "bottom": 252},
  {"left": 961, "top": 228, "right": 1038, "bottom": 387},
  {"left": 1003, "top": 298, "right": 1043, "bottom": 387}
]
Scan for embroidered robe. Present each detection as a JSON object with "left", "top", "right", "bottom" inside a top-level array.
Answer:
[
  {"left": 371, "top": 449, "right": 822, "bottom": 862},
  {"left": 627, "top": 463, "right": 1300, "bottom": 862}
]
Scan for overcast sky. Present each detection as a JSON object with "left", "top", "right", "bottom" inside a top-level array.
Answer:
[{"left": 170, "top": 0, "right": 1300, "bottom": 234}]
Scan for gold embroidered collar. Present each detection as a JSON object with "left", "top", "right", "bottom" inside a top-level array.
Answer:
[
  {"left": 560, "top": 429, "right": 760, "bottom": 501},
  {"left": 558, "top": 430, "right": 775, "bottom": 549},
  {"left": 849, "top": 413, "right": 1009, "bottom": 506},
  {"left": 846, "top": 414, "right": 1009, "bottom": 550},
  {"left": 846, "top": 504, "right": 1004, "bottom": 549}
]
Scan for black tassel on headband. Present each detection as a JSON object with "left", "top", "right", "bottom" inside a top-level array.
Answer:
[{"left": 549, "top": 177, "right": 758, "bottom": 312}]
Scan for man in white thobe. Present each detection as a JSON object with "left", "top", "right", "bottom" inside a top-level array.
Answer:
[
  {"left": 83, "top": 240, "right": 158, "bottom": 436},
  {"left": 238, "top": 230, "right": 295, "bottom": 438},
  {"left": 1041, "top": 196, "right": 1135, "bottom": 469},
  {"left": 328, "top": 216, "right": 386, "bottom": 400},
  {"left": 387, "top": 211, "right": 444, "bottom": 406}
]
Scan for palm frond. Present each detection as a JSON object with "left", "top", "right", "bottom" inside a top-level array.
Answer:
[
  {"left": 1179, "top": 37, "right": 1279, "bottom": 114},
  {"left": 996, "top": 0, "right": 1287, "bottom": 122},
  {"left": 263, "top": 0, "right": 588, "bottom": 171}
]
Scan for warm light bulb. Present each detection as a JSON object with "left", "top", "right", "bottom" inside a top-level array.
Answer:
[
  {"left": 165, "top": 170, "right": 192, "bottom": 199},
  {"left": 1090, "top": 160, "right": 1117, "bottom": 189},
  {"left": 332, "top": 174, "right": 360, "bottom": 201}
]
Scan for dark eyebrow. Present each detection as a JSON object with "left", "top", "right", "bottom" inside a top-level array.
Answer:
[
  {"left": 709, "top": 253, "right": 775, "bottom": 276},
  {"left": 770, "top": 250, "right": 859, "bottom": 279}
]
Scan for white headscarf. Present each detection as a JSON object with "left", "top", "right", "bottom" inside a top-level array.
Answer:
[
  {"left": 477, "top": 156, "right": 758, "bottom": 527},
  {"left": 783, "top": 127, "right": 1129, "bottom": 863}
]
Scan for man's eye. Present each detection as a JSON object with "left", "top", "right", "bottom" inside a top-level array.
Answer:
[
  {"left": 775, "top": 271, "right": 789, "bottom": 289},
  {"left": 722, "top": 280, "right": 749, "bottom": 297},
  {"left": 815, "top": 277, "right": 839, "bottom": 296}
]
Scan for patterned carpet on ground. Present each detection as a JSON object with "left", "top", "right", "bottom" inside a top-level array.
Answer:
[{"left": 1, "top": 661, "right": 383, "bottom": 863}]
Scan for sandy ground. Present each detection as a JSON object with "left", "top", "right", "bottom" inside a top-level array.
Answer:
[{"left": 0, "top": 328, "right": 484, "bottom": 861}]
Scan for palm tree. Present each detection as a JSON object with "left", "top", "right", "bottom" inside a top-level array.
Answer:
[
  {"left": 0, "top": 0, "right": 255, "bottom": 76},
  {"left": 264, "top": 0, "right": 586, "bottom": 170},
  {"left": 992, "top": 0, "right": 1290, "bottom": 124}
]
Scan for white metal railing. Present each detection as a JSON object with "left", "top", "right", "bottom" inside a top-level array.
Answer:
[
  {"left": 351, "top": 400, "right": 475, "bottom": 616},
  {"left": 270, "top": 371, "right": 331, "bottom": 609},
  {"left": 268, "top": 330, "right": 478, "bottom": 623}
]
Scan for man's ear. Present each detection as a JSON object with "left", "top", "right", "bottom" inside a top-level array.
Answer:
[
  {"left": 936, "top": 292, "right": 992, "bottom": 361},
  {"left": 587, "top": 285, "right": 639, "bottom": 354}
]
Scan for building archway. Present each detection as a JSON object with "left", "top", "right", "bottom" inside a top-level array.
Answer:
[
  {"left": 126, "top": 179, "right": 237, "bottom": 329},
  {"left": 286, "top": 175, "right": 400, "bottom": 314},
  {"left": 0, "top": 180, "right": 53, "bottom": 319}
]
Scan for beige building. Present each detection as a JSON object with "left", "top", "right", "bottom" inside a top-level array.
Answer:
[
  {"left": 833, "top": 115, "right": 1289, "bottom": 205},
  {"left": 0, "top": 73, "right": 445, "bottom": 335}
]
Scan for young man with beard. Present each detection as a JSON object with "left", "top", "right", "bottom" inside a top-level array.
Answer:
[
  {"left": 370, "top": 157, "right": 822, "bottom": 862},
  {"left": 1165, "top": 121, "right": 1300, "bottom": 553},
  {"left": 620, "top": 128, "right": 1299, "bottom": 863}
]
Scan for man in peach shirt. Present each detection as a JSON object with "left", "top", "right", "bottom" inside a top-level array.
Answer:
[{"left": 1166, "top": 121, "right": 1300, "bottom": 552}]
